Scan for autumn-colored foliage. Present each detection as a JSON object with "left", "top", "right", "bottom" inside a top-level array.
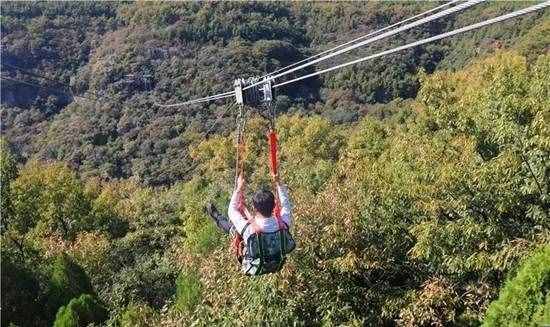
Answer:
[
  {"left": 1, "top": 1, "right": 548, "bottom": 325},
  {"left": 3, "top": 50, "right": 548, "bottom": 325}
]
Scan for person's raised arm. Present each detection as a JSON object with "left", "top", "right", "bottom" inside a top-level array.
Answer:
[
  {"left": 228, "top": 173, "right": 248, "bottom": 234},
  {"left": 274, "top": 174, "right": 293, "bottom": 228}
]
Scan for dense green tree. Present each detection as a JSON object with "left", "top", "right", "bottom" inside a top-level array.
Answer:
[
  {"left": 0, "top": 140, "right": 27, "bottom": 255},
  {"left": 483, "top": 245, "right": 550, "bottom": 327},
  {"left": 10, "top": 161, "right": 93, "bottom": 239},
  {"left": 47, "top": 254, "right": 94, "bottom": 318},
  {"left": 0, "top": 251, "right": 43, "bottom": 327},
  {"left": 53, "top": 294, "right": 108, "bottom": 327},
  {"left": 0, "top": 140, "right": 18, "bottom": 222}
]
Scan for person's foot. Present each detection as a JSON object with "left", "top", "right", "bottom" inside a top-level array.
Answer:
[
  {"left": 204, "top": 203, "right": 230, "bottom": 233},
  {"left": 204, "top": 203, "right": 222, "bottom": 221}
]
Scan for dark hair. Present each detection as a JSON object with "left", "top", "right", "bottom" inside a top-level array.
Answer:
[{"left": 252, "top": 188, "right": 275, "bottom": 217}]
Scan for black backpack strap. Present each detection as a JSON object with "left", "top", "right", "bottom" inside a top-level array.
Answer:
[
  {"left": 256, "top": 233, "right": 264, "bottom": 274},
  {"left": 277, "top": 230, "right": 286, "bottom": 271},
  {"left": 240, "top": 222, "right": 251, "bottom": 236}
]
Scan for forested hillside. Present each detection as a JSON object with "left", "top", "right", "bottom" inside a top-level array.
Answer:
[{"left": 1, "top": 2, "right": 549, "bottom": 326}]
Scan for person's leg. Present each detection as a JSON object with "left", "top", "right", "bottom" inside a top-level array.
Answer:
[{"left": 205, "top": 203, "right": 234, "bottom": 234}]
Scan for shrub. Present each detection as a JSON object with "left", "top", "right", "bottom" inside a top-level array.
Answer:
[
  {"left": 10, "top": 161, "right": 93, "bottom": 240},
  {"left": 106, "top": 253, "right": 178, "bottom": 310},
  {"left": 0, "top": 140, "right": 18, "bottom": 226},
  {"left": 174, "top": 270, "right": 202, "bottom": 312},
  {"left": 483, "top": 245, "right": 550, "bottom": 327},
  {"left": 118, "top": 303, "right": 157, "bottom": 327},
  {"left": 53, "top": 294, "right": 108, "bottom": 327},
  {"left": 47, "top": 254, "right": 94, "bottom": 317},
  {"left": 1, "top": 253, "right": 43, "bottom": 326}
]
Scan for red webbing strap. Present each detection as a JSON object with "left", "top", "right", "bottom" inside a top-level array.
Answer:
[
  {"left": 268, "top": 130, "right": 285, "bottom": 230},
  {"left": 268, "top": 131, "right": 278, "bottom": 179},
  {"left": 231, "top": 233, "right": 244, "bottom": 259}
]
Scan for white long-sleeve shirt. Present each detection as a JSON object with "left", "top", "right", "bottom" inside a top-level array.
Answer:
[{"left": 228, "top": 184, "right": 292, "bottom": 243}]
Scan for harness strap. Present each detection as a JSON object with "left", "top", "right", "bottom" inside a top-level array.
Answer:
[
  {"left": 235, "top": 104, "right": 250, "bottom": 214},
  {"left": 240, "top": 222, "right": 251, "bottom": 236},
  {"left": 231, "top": 234, "right": 244, "bottom": 260},
  {"left": 232, "top": 105, "right": 247, "bottom": 261},
  {"left": 265, "top": 98, "right": 283, "bottom": 224},
  {"left": 256, "top": 230, "right": 264, "bottom": 274},
  {"left": 268, "top": 130, "right": 286, "bottom": 231},
  {"left": 240, "top": 218, "right": 262, "bottom": 236},
  {"left": 235, "top": 103, "right": 246, "bottom": 183},
  {"left": 267, "top": 119, "right": 288, "bottom": 271},
  {"left": 277, "top": 230, "right": 286, "bottom": 271}
]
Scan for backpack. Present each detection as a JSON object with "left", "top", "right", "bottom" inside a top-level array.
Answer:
[{"left": 239, "top": 220, "right": 296, "bottom": 276}]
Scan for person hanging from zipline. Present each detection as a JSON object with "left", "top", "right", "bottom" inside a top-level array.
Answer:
[
  {"left": 204, "top": 170, "right": 295, "bottom": 276},
  {"left": 204, "top": 77, "right": 295, "bottom": 275},
  {"left": 205, "top": 172, "right": 292, "bottom": 237},
  {"left": 204, "top": 118, "right": 295, "bottom": 275}
]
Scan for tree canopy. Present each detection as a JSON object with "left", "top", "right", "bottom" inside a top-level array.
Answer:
[{"left": 1, "top": 2, "right": 548, "bottom": 326}]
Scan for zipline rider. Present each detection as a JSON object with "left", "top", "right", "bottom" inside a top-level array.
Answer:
[
  {"left": 206, "top": 171, "right": 295, "bottom": 275},
  {"left": 205, "top": 77, "right": 295, "bottom": 276}
]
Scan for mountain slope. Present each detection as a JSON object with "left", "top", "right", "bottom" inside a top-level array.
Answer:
[{"left": 1, "top": 2, "right": 548, "bottom": 185}]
